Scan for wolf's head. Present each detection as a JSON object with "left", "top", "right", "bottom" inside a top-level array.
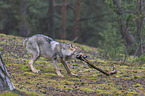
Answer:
[{"left": 61, "top": 43, "right": 76, "bottom": 60}]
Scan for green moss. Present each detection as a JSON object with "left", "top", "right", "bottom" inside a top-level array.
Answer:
[
  {"left": 35, "top": 60, "right": 48, "bottom": 64},
  {"left": 15, "top": 56, "right": 20, "bottom": 59},
  {"left": 0, "top": 92, "right": 19, "bottom": 96},
  {"left": 1, "top": 41, "right": 7, "bottom": 45},
  {"left": 127, "top": 91, "right": 137, "bottom": 95},
  {"left": 99, "top": 91, "right": 114, "bottom": 95},
  {"left": 22, "top": 72, "right": 35, "bottom": 75},
  {"left": 43, "top": 73, "right": 57, "bottom": 76},
  {"left": 79, "top": 87, "right": 94, "bottom": 92},
  {"left": 90, "top": 74, "right": 98, "bottom": 77},
  {"left": 0, "top": 33, "right": 6, "bottom": 37},
  {"left": 134, "top": 76, "right": 142, "bottom": 79},
  {"left": 96, "top": 58, "right": 106, "bottom": 63},
  {"left": 72, "top": 63, "right": 79, "bottom": 66},
  {"left": 56, "top": 84, "right": 73, "bottom": 90},
  {"left": 133, "top": 84, "right": 142, "bottom": 87},
  {"left": 83, "top": 69, "right": 91, "bottom": 72},
  {"left": 115, "top": 73, "right": 124, "bottom": 78},
  {"left": 60, "top": 80, "right": 75, "bottom": 85},
  {"left": 89, "top": 77, "right": 97, "bottom": 80},
  {"left": 0, "top": 47, "right": 3, "bottom": 51},
  {"left": 97, "top": 90, "right": 114, "bottom": 95},
  {"left": 67, "top": 78, "right": 81, "bottom": 81},
  {"left": 18, "top": 89, "right": 42, "bottom": 96},
  {"left": 20, "top": 65, "right": 30, "bottom": 71}
]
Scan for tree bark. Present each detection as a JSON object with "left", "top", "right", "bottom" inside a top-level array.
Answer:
[
  {"left": 20, "top": 0, "right": 29, "bottom": 37},
  {"left": 74, "top": 0, "right": 81, "bottom": 38},
  {"left": 48, "top": 0, "right": 55, "bottom": 39},
  {"left": 112, "top": 0, "right": 136, "bottom": 46},
  {"left": 61, "top": 0, "right": 67, "bottom": 40},
  {"left": 112, "top": 0, "right": 136, "bottom": 56},
  {"left": 0, "top": 52, "right": 15, "bottom": 92},
  {"left": 137, "top": 0, "right": 144, "bottom": 56}
]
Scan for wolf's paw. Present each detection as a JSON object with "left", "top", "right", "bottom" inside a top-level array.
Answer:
[
  {"left": 58, "top": 74, "right": 65, "bottom": 77},
  {"left": 70, "top": 72, "right": 78, "bottom": 77},
  {"left": 33, "top": 70, "right": 40, "bottom": 73}
]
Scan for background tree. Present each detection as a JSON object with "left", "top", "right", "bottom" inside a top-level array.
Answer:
[
  {"left": 61, "top": 0, "right": 67, "bottom": 40},
  {"left": 112, "top": 0, "right": 136, "bottom": 51},
  {"left": 136, "top": 0, "right": 145, "bottom": 56},
  {"left": 48, "top": 0, "right": 55, "bottom": 38},
  {"left": 20, "top": 0, "right": 29, "bottom": 37},
  {"left": 74, "top": 0, "right": 81, "bottom": 38}
]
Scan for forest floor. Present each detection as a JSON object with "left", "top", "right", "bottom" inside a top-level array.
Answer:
[{"left": 0, "top": 34, "right": 145, "bottom": 96}]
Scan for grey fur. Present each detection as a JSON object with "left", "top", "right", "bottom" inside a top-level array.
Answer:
[{"left": 23, "top": 34, "right": 77, "bottom": 77}]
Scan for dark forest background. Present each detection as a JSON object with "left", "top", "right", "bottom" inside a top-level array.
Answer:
[{"left": 0, "top": 0, "right": 145, "bottom": 60}]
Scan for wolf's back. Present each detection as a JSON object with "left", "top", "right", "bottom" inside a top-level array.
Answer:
[{"left": 23, "top": 34, "right": 53, "bottom": 48}]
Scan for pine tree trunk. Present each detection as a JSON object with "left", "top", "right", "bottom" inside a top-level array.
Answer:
[
  {"left": 61, "top": 0, "right": 67, "bottom": 40},
  {"left": 48, "top": 0, "right": 55, "bottom": 39},
  {"left": 137, "top": 0, "right": 144, "bottom": 56},
  {"left": 112, "top": 0, "right": 136, "bottom": 46},
  {"left": 74, "top": 0, "right": 81, "bottom": 38},
  {"left": 20, "top": 0, "right": 29, "bottom": 37},
  {"left": 0, "top": 52, "right": 15, "bottom": 92},
  {"left": 112, "top": 0, "right": 136, "bottom": 55}
]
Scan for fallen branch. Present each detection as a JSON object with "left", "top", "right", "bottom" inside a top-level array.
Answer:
[{"left": 75, "top": 54, "right": 117, "bottom": 76}]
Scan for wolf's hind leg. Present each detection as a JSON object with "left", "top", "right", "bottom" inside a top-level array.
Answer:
[
  {"left": 52, "top": 60, "right": 64, "bottom": 77},
  {"left": 29, "top": 54, "right": 40, "bottom": 73},
  {"left": 27, "top": 43, "right": 40, "bottom": 73}
]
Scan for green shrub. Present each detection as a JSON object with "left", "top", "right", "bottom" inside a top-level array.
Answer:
[{"left": 98, "top": 23, "right": 124, "bottom": 60}]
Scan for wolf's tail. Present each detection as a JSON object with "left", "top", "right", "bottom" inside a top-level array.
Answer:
[{"left": 23, "top": 38, "right": 29, "bottom": 47}]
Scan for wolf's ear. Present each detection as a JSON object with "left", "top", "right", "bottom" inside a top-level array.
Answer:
[{"left": 69, "top": 43, "right": 75, "bottom": 50}]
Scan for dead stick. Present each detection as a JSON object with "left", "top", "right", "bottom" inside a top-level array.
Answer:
[{"left": 76, "top": 55, "right": 117, "bottom": 76}]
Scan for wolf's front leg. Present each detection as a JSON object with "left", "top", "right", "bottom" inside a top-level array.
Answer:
[
  {"left": 52, "top": 60, "right": 64, "bottom": 77},
  {"left": 60, "top": 60, "right": 78, "bottom": 76}
]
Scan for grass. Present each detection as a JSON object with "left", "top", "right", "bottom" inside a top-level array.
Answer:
[{"left": 0, "top": 33, "right": 145, "bottom": 96}]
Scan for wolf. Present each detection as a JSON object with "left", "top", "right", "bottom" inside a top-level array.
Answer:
[{"left": 23, "top": 34, "right": 77, "bottom": 77}]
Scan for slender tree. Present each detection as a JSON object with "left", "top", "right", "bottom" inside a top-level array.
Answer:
[
  {"left": 61, "top": 0, "right": 67, "bottom": 40},
  {"left": 112, "top": 0, "right": 136, "bottom": 46},
  {"left": 48, "top": 0, "right": 55, "bottom": 39},
  {"left": 74, "top": 0, "right": 81, "bottom": 38},
  {"left": 20, "top": 0, "right": 29, "bottom": 37},
  {"left": 0, "top": 52, "right": 15, "bottom": 92},
  {"left": 137, "top": 0, "right": 144, "bottom": 56}
]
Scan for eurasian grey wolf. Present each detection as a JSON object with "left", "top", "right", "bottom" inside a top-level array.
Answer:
[{"left": 23, "top": 34, "right": 77, "bottom": 77}]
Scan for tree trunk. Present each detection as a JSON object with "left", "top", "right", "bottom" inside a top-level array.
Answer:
[
  {"left": 74, "top": 0, "right": 81, "bottom": 38},
  {"left": 0, "top": 52, "right": 15, "bottom": 92},
  {"left": 112, "top": 0, "right": 136, "bottom": 46},
  {"left": 112, "top": 0, "right": 136, "bottom": 55},
  {"left": 48, "top": 0, "right": 55, "bottom": 39},
  {"left": 137, "top": 0, "right": 144, "bottom": 56},
  {"left": 20, "top": 0, "right": 29, "bottom": 37},
  {"left": 61, "top": 0, "right": 67, "bottom": 40}
]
